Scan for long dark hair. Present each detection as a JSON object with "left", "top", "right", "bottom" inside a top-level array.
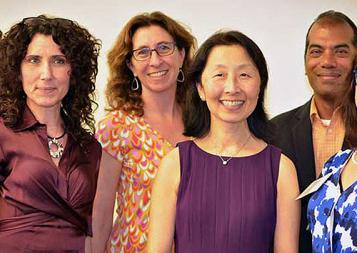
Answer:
[
  {"left": 184, "top": 30, "right": 274, "bottom": 143},
  {"left": 0, "top": 15, "right": 101, "bottom": 148},
  {"left": 341, "top": 70, "right": 357, "bottom": 147}
]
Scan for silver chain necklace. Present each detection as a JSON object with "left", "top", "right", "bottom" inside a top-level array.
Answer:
[{"left": 218, "top": 134, "right": 251, "bottom": 166}]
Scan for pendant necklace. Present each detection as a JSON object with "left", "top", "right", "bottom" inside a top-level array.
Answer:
[
  {"left": 47, "top": 132, "right": 66, "bottom": 159},
  {"left": 218, "top": 134, "right": 251, "bottom": 166}
]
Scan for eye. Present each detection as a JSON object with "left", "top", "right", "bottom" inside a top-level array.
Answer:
[
  {"left": 157, "top": 43, "right": 172, "bottom": 52},
  {"left": 135, "top": 48, "right": 150, "bottom": 58},
  {"left": 53, "top": 56, "right": 67, "bottom": 65},
  {"left": 309, "top": 49, "right": 322, "bottom": 57},
  {"left": 213, "top": 73, "right": 225, "bottom": 78},
  {"left": 335, "top": 48, "right": 349, "bottom": 57},
  {"left": 24, "top": 56, "right": 40, "bottom": 64},
  {"left": 240, "top": 72, "right": 251, "bottom": 79}
]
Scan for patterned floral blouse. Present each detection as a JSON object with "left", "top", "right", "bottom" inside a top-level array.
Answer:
[
  {"left": 96, "top": 110, "right": 173, "bottom": 253},
  {"left": 307, "top": 149, "right": 357, "bottom": 253}
]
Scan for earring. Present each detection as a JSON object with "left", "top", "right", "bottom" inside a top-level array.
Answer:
[
  {"left": 177, "top": 68, "right": 185, "bottom": 83},
  {"left": 131, "top": 77, "right": 140, "bottom": 91},
  {"left": 61, "top": 103, "right": 69, "bottom": 117}
]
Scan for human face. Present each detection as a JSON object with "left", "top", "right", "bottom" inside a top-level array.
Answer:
[
  {"left": 21, "top": 33, "right": 71, "bottom": 112},
  {"left": 198, "top": 45, "right": 260, "bottom": 126},
  {"left": 129, "top": 25, "right": 185, "bottom": 95},
  {"left": 305, "top": 21, "right": 357, "bottom": 101}
]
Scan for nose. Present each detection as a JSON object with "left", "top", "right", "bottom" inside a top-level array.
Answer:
[
  {"left": 148, "top": 50, "right": 163, "bottom": 66},
  {"left": 40, "top": 62, "right": 53, "bottom": 80},
  {"left": 224, "top": 75, "right": 240, "bottom": 93},
  {"left": 321, "top": 50, "right": 337, "bottom": 68}
]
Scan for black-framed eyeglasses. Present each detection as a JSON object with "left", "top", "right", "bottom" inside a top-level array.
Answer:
[{"left": 132, "top": 42, "right": 176, "bottom": 61}]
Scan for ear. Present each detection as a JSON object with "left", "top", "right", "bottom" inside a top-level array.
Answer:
[
  {"left": 178, "top": 48, "right": 186, "bottom": 66},
  {"left": 126, "top": 59, "right": 136, "bottom": 76},
  {"left": 196, "top": 82, "right": 206, "bottom": 101}
]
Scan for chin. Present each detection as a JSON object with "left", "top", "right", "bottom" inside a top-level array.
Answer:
[
  {"left": 216, "top": 115, "right": 247, "bottom": 124},
  {"left": 29, "top": 100, "right": 61, "bottom": 109},
  {"left": 146, "top": 84, "right": 176, "bottom": 93}
]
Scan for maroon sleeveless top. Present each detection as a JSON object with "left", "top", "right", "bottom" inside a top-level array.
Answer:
[{"left": 175, "top": 141, "right": 281, "bottom": 253}]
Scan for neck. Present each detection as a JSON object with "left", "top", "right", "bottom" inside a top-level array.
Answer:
[
  {"left": 202, "top": 120, "right": 252, "bottom": 154},
  {"left": 142, "top": 87, "right": 179, "bottom": 118},
  {"left": 27, "top": 102, "right": 64, "bottom": 136},
  {"left": 313, "top": 95, "right": 341, "bottom": 119}
]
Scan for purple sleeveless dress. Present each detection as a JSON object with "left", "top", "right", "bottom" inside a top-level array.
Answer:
[{"left": 174, "top": 141, "right": 281, "bottom": 253}]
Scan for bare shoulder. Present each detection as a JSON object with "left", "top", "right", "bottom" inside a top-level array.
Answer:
[
  {"left": 277, "top": 153, "right": 299, "bottom": 194},
  {"left": 160, "top": 147, "right": 180, "bottom": 168},
  {"left": 279, "top": 153, "right": 296, "bottom": 174},
  {"left": 155, "top": 147, "right": 181, "bottom": 193}
]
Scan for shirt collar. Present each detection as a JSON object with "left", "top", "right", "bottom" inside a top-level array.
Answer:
[
  {"left": 13, "top": 106, "right": 42, "bottom": 132},
  {"left": 309, "top": 96, "right": 341, "bottom": 123}
]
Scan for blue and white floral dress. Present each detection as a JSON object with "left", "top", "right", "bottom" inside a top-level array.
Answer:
[{"left": 307, "top": 149, "right": 357, "bottom": 253}]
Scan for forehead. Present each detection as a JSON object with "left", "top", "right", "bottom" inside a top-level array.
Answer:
[
  {"left": 205, "top": 45, "right": 254, "bottom": 69},
  {"left": 307, "top": 21, "right": 354, "bottom": 47},
  {"left": 26, "top": 33, "right": 63, "bottom": 54},
  {"left": 132, "top": 25, "right": 173, "bottom": 47}
]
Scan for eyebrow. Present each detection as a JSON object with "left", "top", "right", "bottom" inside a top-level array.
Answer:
[
  {"left": 24, "top": 54, "right": 66, "bottom": 57},
  {"left": 308, "top": 43, "right": 351, "bottom": 49},
  {"left": 133, "top": 41, "right": 173, "bottom": 50},
  {"left": 212, "top": 63, "right": 256, "bottom": 69}
]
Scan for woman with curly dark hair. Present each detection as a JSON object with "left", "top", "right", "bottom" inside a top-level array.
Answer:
[
  {"left": 92, "top": 11, "right": 196, "bottom": 253},
  {"left": 0, "top": 15, "right": 102, "bottom": 252}
]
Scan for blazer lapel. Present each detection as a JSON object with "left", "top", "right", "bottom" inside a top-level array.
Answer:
[{"left": 291, "top": 100, "right": 316, "bottom": 190}]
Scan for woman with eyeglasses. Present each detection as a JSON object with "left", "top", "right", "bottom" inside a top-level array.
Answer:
[
  {"left": 0, "top": 15, "right": 101, "bottom": 252},
  {"left": 92, "top": 11, "right": 196, "bottom": 253}
]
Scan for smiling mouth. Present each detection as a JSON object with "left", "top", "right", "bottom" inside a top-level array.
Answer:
[
  {"left": 147, "top": 70, "right": 168, "bottom": 77},
  {"left": 220, "top": 100, "right": 244, "bottom": 106},
  {"left": 317, "top": 73, "right": 340, "bottom": 79}
]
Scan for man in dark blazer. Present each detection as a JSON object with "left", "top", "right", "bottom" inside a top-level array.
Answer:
[{"left": 271, "top": 10, "right": 357, "bottom": 253}]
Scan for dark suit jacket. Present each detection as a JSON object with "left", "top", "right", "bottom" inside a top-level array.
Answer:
[
  {"left": 271, "top": 99, "right": 349, "bottom": 253},
  {"left": 270, "top": 100, "right": 314, "bottom": 253}
]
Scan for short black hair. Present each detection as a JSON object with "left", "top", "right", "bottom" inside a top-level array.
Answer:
[
  {"left": 304, "top": 10, "right": 357, "bottom": 57},
  {"left": 183, "top": 30, "right": 274, "bottom": 143}
]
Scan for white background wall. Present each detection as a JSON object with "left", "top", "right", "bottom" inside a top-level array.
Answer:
[{"left": 1, "top": 0, "right": 356, "bottom": 122}]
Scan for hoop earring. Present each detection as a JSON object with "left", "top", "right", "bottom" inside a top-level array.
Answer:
[
  {"left": 131, "top": 77, "right": 140, "bottom": 91},
  {"left": 177, "top": 68, "right": 185, "bottom": 83}
]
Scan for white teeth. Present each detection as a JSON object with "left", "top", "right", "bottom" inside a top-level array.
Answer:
[
  {"left": 148, "top": 70, "right": 167, "bottom": 77},
  {"left": 221, "top": 100, "right": 243, "bottom": 106}
]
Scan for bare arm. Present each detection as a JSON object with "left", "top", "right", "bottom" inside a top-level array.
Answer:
[
  {"left": 90, "top": 151, "right": 122, "bottom": 253},
  {"left": 147, "top": 148, "right": 181, "bottom": 253},
  {"left": 274, "top": 154, "right": 300, "bottom": 253}
]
